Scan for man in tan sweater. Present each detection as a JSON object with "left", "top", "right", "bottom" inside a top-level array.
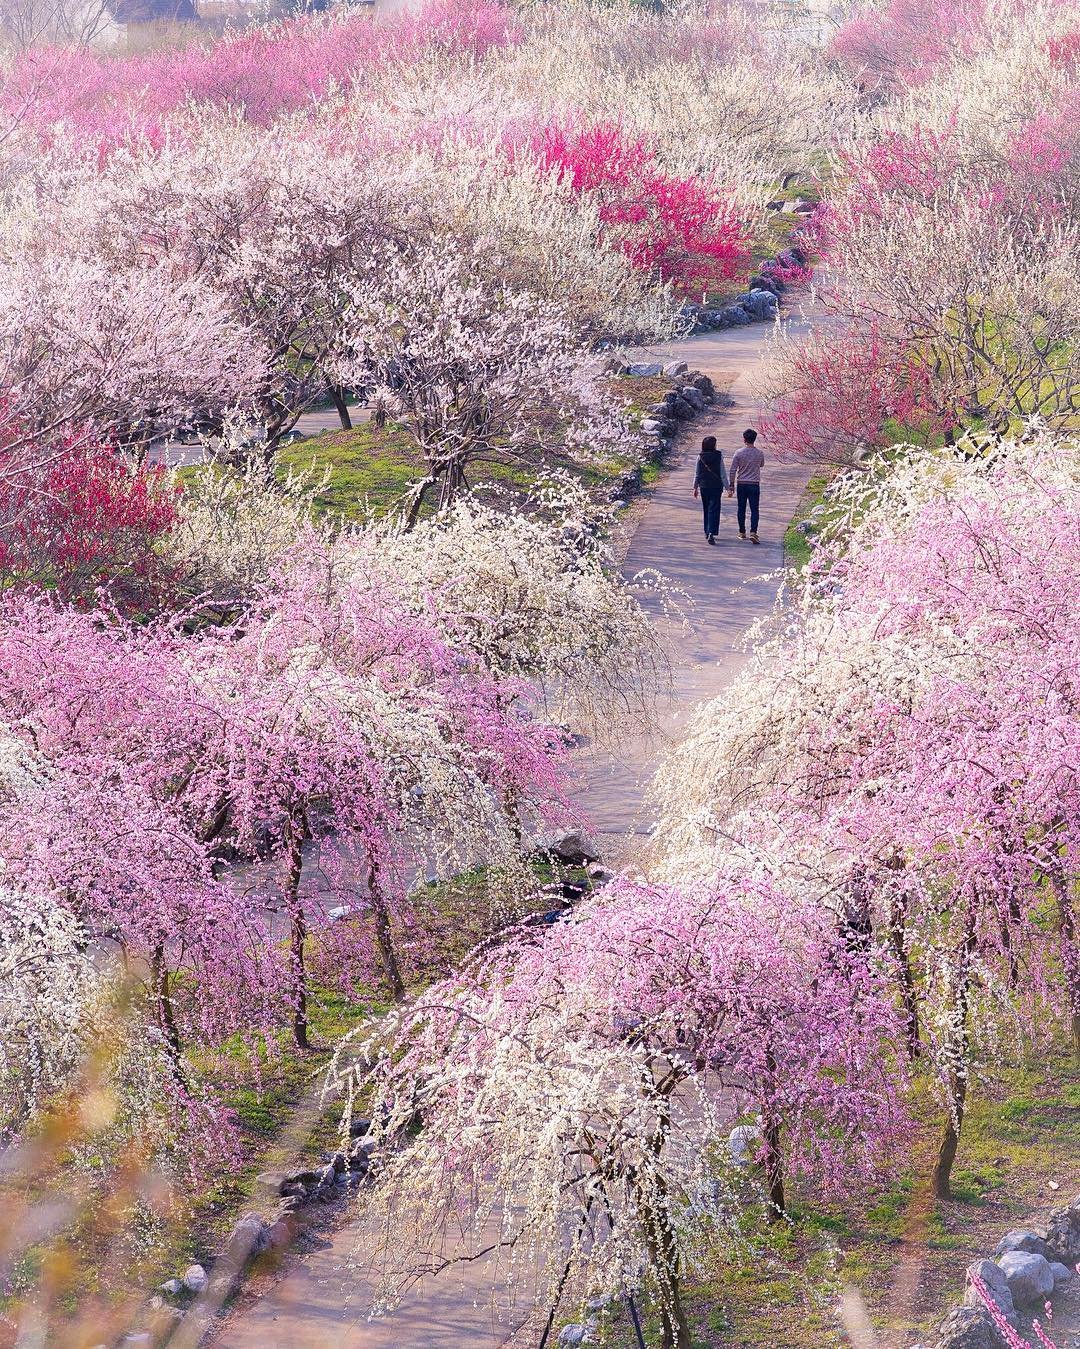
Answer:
[{"left": 727, "top": 427, "right": 765, "bottom": 543}]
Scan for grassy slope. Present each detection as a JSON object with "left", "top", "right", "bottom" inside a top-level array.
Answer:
[{"left": 275, "top": 375, "right": 676, "bottom": 525}]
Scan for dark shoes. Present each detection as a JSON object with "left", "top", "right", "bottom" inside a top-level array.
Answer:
[
  {"left": 707, "top": 534, "right": 716, "bottom": 545},
  {"left": 750, "top": 532, "right": 760, "bottom": 544},
  {"left": 738, "top": 531, "right": 747, "bottom": 540}
]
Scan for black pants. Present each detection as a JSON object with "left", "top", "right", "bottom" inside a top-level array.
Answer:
[
  {"left": 700, "top": 489, "right": 722, "bottom": 537},
  {"left": 736, "top": 482, "right": 760, "bottom": 534}
]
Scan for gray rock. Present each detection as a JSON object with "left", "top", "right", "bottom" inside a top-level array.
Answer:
[
  {"left": 667, "top": 397, "right": 695, "bottom": 421},
  {"left": 558, "top": 1326, "right": 591, "bottom": 1347},
  {"left": 254, "top": 1171, "right": 288, "bottom": 1199},
  {"left": 268, "top": 1215, "right": 298, "bottom": 1250},
  {"left": 314, "top": 1162, "right": 338, "bottom": 1192},
  {"left": 677, "top": 386, "right": 707, "bottom": 411},
  {"left": 349, "top": 1117, "right": 372, "bottom": 1138},
  {"left": 283, "top": 1168, "right": 319, "bottom": 1188},
  {"left": 995, "top": 1229, "right": 1052, "bottom": 1260},
  {"left": 538, "top": 831, "right": 600, "bottom": 865},
  {"left": 722, "top": 305, "right": 753, "bottom": 326},
  {"left": 159, "top": 1279, "right": 183, "bottom": 1297},
  {"left": 997, "top": 1250, "right": 1055, "bottom": 1307},
  {"left": 627, "top": 362, "right": 663, "bottom": 377},
  {"left": 181, "top": 1264, "right": 208, "bottom": 1294},
  {"left": 744, "top": 289, "right": 779, "bottom": 319},
  {"left": 728, "top": 1123, "right": 763, "bottom": 1166},
  {"left": 1046, "top": 1198, "right": 1080, "bottom": 1262},
  {"left": 663, "top": 360, "right": 689, "bottom": 376},
  {"left": 963, "top": 1260, "right": 1016, "bottom": 1324},
  {"left": 229, "top": 1213, "right": 271, "bottom": 1259},
  {"left": 1050, "top": 1261, "right": 1075, "bottom": 1285},
  {"left": 935, "top": 1304, "right": 1002, "bottom": 1349},
  {"left": 640, "top": 418, "right": 674, "bottom": 436},
  {"left": 795, "top": 519, "right": 815, "bottom": 536}
]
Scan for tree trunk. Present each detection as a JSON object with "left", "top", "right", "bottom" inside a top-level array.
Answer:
[
  {"left": 437, "top": 457, "right": 466, "bottom": 513},
  {"left": 327, "top": 384, "right": 353, "bottom": 431},
  {"left": 368, "top": 862, "right": 406, "bottom": 1002},
  {"left": 1049, "top": 869, "right": 1080, "bottom": 1060},
  {"left": 932, "top": 1093, "right": 965, "bottom": 1201},
  {"left": 887, "top": 907, "right": 921, "bottom": 1059},
  {"left": 151, "top": 942, "right": 184, "bottom": 1064},
  {"left": 404, "top": 477, "right": 433, "bottom": 532},
  {"left": 762, "top": 1047, "right": 785, "bottom": 1219},
  {"left": 931, "top": 908, "right": 976, "bottom": 1200},
  {"left": 286, "top": 813, "right": 309, "bottom": 1050}
]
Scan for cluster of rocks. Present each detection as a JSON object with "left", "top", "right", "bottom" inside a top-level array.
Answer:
[
  {"left": 635, "top": 366, "right": 728, "bottom": 464},
  {"left": 255, "top": 1116, "right": 377, "bottom": 1220},
  {"left": 933, "top": 1199, "right": 1080, "bottom": 1348},
  {"left": 130, "top": 1122, "right": 378, "bottom": 1344},
  {"left": 794, "top": 502, "right": 829, "bottom": 539},
  {"left": 679, "top": 286, "right": 779, "bottom": 333},
  {"left": 599, "top": 360, "right": 731, "bottom": 507}
]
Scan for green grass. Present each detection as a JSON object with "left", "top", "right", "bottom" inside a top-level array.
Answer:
[
  {"left": 273, "top": 375, "right": 672, "bottom": 525},
  {"left": 782, "top": 471, "right": 833, "bottom": 569},
  {"left": 276, "top": 422, "right": 422, "bottom": 522}
]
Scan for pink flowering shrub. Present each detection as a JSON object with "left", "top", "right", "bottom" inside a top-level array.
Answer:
[
  {"left": 345, "top": 875, "right": 909, "bottom": 1343},
  {"left": 0, "top": 422, "right": 179, "bottom": 611},
  {"left": 532, "top": 120, "right": 749, "bottom": 294},
  {"left": 1047, "top": 28, "right": 1080, "bottom": 72},
  {"left": 827, "top": 0, "right": 991, "bottom": 92},
  {"left": 4, "top": 0, "right": 515, "bottom": 151},
  {"left": 760, "top": 248, "right": 813, "bottom": 288},
  {"left": 761, "top": 326, "right": 943, "bottom": 463}
]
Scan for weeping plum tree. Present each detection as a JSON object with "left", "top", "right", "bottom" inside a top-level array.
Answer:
[
  {"left": 337, "top": 237, "right": 625, "bottom": 522},
  {"left": 187, "top": 540, "right": 573, "bottom": 1040},
  {"left": 0, "top": 540, "right": 574, "bottom": 1050},
  {"left": 331, "top": 876, "right": 908, "bottom": 1348},
  {"left": 654, "top": 434, "right": 1080, "bottom": 1200}
]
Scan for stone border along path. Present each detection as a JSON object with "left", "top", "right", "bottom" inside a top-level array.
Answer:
[{"left": 209, "top": 304, "right": 822, "bottom": 1349}]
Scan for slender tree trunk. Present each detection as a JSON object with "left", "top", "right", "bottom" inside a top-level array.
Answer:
[
  {"left": 151, "top": 942, "right": 184, "bottom": 1064},
  {"left": 404, "top": 477, "right": 433, "bottom": 531},
  {"left": 368, "top": 861, "right": 406, "bottom": 1002},
  {"left": 437, "top": 457, "right": 466, "bottom": 512},
  {"left": 1049, "top": 868, "right": 1080, "bottom": 1060},
  {"left": 762, "top": 1046, "right": 786, "bottom": 1219},
  {"left": 327, "top": 384, "right": 353, "bottom": 431},
  {"left": 887, "top": 906, "right": 921, "bottom": 1059},
  {"left": 648, "top": 1197, "right": 692, "bottom": 1349},
  {"left": 931, "top": 909, "right": 976, "bottom": 1200},
  {"left": 637, "top": 1096, "right": 692, "bottom": 1349},
  {"left": 286, "top": 813, "right": 309, "bottom": 1050}
]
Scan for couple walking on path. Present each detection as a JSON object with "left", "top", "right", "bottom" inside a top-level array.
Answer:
[{"left": 693, "top": 429, "right": 764, "bottom": 545}]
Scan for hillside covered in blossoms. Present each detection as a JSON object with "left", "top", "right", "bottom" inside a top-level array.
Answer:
[{"left": 0, "top": 0, "right": 1077, "bottom": 1346}]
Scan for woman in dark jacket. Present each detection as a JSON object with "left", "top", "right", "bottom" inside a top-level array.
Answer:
[{"left": 692, "top": 435, "right": 728, "bottom": 544}]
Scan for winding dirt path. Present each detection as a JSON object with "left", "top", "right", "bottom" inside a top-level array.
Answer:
[{"left": 213, "top": 306, "right": 820, "bottom": 1349}]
